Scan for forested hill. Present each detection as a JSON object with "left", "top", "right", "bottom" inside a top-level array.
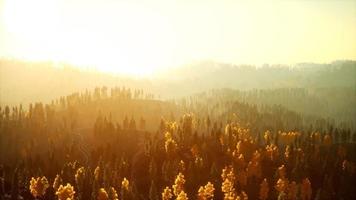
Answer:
[
  {"left": 182, "top": 87, "right": 356, "bottom": 128},
  {"left": 1, "top": 59, "right": 355, "bottom": 106}
]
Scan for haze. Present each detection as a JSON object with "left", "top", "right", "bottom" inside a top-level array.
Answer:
[
  {"left": 1, "top": 0, "right": 355, "bottom": 76},
  {"left": 1, "top": 1, "right": 356, "bottom": 199}
]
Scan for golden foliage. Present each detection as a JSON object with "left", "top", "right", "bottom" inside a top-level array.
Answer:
[
  {"left": 29, "top": 176, "right": 49, "bottom": 197},
  {"left": 284, "top": 145, "right": 291, "bottom": 159},
  {"left": 162, "top": 186, "right": 173, "bottom": 200},
  {"left": 265, "top": 144, "right": 279, "bottom": 161},
  {"left": 173, "top": 172, "right": 186, "bottom": 196},
  {"left": 53, "top": 174, "right": 62, "bottom": 191},
  {"left": 108, "top": 187, "right": 119, "bottom": 200},
  {"left": 75, "top": 167, "right": 85, "bottom": 186},
  {"left": 97, "top": 188, "right": 109, "bottom": 200},
  {"left": 165, "top": 132, "right": 173, "bottom": 140},
  {"left": 279, "top": 131, "right": 299, "bottom": 145},
  {"left": 197, "top": 182, "right": 215, "bottom": 200},
  {"left": 221, "top": 165, "right": 235, "bottom": 182},
  {"left": 176, "top": 191, "right": 188, "bottom": 200},
  {"left": 277, "top": 165, "right": 286, "bottom": 179},
  {"left": 275, "top": 178, "right": 288, "bottom": 193},
  {"left": 264, "top": 130, "right": 271, "bottom": 143},
  {"left": 56, "top": 183, "right": 75, "bottom": 200},
  {"left": 221, "top": 178, "right": 235, "bottom": 194},
  {"left": 121, "top": 178, "right": 129, "bottom": 191},
  {"left": 235, "top": 138, "right": 255, "bottom": 159},
  {"left": 94, "top": 166, "right": 101, "bottom": 181},
  {"left": 221, "top": 165, "right": 238, "bottom": 200},
  {"left": 310, "top": 132, "right": 321, "bottom": 144},
  {"left": 165, "top": 138, "right": 178, "bottom": 155},
  {"left": 178, "top": 160, "right": 186, "bottom": 172}
]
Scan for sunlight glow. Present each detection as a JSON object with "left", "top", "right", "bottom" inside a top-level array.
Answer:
[
  {"left": 1, "top": 0, "right": 182, "bottom": 77},
  {"left": 1, "top": 0, "right": 355, "bottom": 76}
]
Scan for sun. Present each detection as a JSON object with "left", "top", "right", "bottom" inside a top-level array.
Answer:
[{"left": 1, "top": 0, "right": 181, "bottom": 77}]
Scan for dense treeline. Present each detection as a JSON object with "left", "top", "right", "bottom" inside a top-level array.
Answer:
[{"left": 0, "top": 87, "right": 355, "bottom": 199}]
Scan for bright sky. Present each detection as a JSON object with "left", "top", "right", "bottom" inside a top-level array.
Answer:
[{"left": 0, "top": 0, "right": 355, "bottom": 76}]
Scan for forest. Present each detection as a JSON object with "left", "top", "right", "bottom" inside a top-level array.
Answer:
[
  {"left": 0, "top": 80, "right": 355, "bottom": 199},
  {"left": 1, "top": 0, "right": 356, "bottom": 199}
]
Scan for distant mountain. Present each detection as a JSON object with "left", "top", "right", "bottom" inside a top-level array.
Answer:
[
  {"left": 1, "top": 59, "right": 355, "bottom": 106},
  {"left": 156, "top": 60, "right": 356, "bottom": 97}
]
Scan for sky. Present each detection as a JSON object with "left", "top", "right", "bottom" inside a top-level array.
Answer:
[{"left": 0, "top": 0, "right": 355, "bottom": 76}]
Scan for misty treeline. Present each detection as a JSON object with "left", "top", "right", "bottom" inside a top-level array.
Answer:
[
  {"left": 0, "top": 86, "right": 355, "bottom": 199},
  {"left": 1, "top": 59, "right": 355, "bottom": 104},
  {"left": 180, "top": 87, "right": 356, "bottom": 128}
]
